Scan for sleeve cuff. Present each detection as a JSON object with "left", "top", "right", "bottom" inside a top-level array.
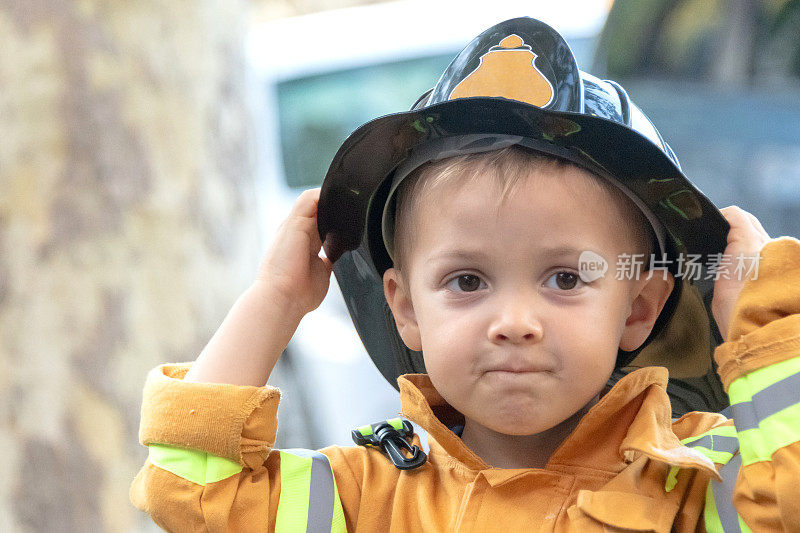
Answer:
[
  {"left": 715, "top": 315, "right": 800, "bottom": 390},
  {"left": 714, "top": 236, "right": 800, "bottom": 389},
  {"left": 138, "top": 362, "right": 281, "bottom": 468}
]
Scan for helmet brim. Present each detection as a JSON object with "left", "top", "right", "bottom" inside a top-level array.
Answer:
[{"left": 319, "top": 96, "right": 727, "bottom": 267}]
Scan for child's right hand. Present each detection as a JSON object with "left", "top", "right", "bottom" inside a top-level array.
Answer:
[
  {"left": 254, "top": 188, "right": 334, "bottom": 320},
  {"left": 184, "top": 188, "right": 333, "bottom": 386}
]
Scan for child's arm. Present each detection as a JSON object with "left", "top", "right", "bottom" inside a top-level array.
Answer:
[
  {"left": 705, "top": 208, "right": 800, "bottom": 530},
  {"left": 130, "top": 189, "right": 359, "bottom": 532},
  {"left": 183, "top": 187, "right": 333, "bottom": 386}
]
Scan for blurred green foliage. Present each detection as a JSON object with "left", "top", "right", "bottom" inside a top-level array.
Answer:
[{"left": 595, "top": 0, "right": 800, "bottom": 82}]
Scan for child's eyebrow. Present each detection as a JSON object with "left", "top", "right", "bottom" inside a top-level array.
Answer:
[
  {"left": 426, "top": 245, "right": 588, "bottom": 264},
  {"left": 426, "top": 249, "right": 491, "bottom": 264},
  {"left": 535, "top": 245, "right": 588, "bottom": 259}
]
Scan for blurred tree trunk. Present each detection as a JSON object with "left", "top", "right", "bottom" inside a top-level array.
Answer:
[
  {"left": 0, "top": 1, "right": 259, "bottom": 531},
  {"left": 712, "top": 0, "right": 758, "bottom": 83}
]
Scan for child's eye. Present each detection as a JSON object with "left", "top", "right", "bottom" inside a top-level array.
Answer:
[
  {"left": 544, "top": 271, "right": 584, "bottom": 291},
  {"left": 444, "top": 274, "right": 486, "bottom": 293}
]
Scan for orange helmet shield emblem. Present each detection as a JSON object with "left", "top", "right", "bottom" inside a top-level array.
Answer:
[{"left": 450, "top": 34, "right": 555, "bottom": 108}]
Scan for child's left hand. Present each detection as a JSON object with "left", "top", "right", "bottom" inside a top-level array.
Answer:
[{"left": 711, "top": 206, "right": 771, "bottom": 341}]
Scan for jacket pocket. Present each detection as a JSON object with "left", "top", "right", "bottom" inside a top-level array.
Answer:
[{"left": 568, "top": 490, "right": 679, "bottom": 532}]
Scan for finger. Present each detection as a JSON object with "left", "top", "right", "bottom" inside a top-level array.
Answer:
[
  {"left": 743, "top": 211, "right": 770, "bottom": 238},
  {"left": 720, "top": 206, "right": 750, "bottom": 227},
  {"left": 307, "top": 220, "right": 323, "bottom": 253},
  {"left": 720, "top": 206, "right": 768, "bottom": 245},
  {"left": 289, "top": 188, "right": 322, "bottom": 219},
  {"left": 286, "top": 214, "right": 323, "bottom": 254},
  {"left": 721, "top": 206, "right": 763, "bottom": 235}
]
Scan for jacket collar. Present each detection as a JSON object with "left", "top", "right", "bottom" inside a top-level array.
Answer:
[{"left": 397, "top": 367, "right": 719, "bottom": 478}]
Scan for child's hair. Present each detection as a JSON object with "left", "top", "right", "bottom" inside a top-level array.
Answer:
[{"left": 392, "top": 145, "right": 656, "bottom": 276}]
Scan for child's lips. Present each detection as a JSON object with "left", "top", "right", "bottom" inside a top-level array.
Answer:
[{"left": 483, "top": 360, "right": 555, "bottom": 374}]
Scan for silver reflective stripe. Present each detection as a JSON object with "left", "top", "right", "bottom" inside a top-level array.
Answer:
[
  {"left": 683, "top": 435, "right": 739, "bottom": 455},
  {"left": 731, "top": 371, "right": 800, "bottom": 431},
  {"left": 281, "top": 449, "right": 337, "bottom": 532},
  {"left": 681, "top": 425, "right": 739, "bottom": 466},
  {"left": 712, "top": 451, "right": 744, "bottom": 532}
]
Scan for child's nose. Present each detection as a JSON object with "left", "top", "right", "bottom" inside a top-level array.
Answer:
[{"left": 487, "top": 300, "right": 543, "bottom": 344}]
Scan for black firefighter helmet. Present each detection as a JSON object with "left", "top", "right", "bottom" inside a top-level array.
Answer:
[{"left": 317, "top": 17, "right": 731, "bottom": 416}]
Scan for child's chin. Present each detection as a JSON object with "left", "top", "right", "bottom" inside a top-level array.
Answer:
[{"left": 483, "top": 415, "right": 559, "bottom": 436}]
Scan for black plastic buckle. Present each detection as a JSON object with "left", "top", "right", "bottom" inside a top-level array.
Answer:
[{"left": 351, "top": 418, "right": 427, "bottom": 470}]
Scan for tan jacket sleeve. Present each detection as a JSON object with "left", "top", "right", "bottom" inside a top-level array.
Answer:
[
  {"left": 129, "top": 363, "right": 363, "bottom": 532},
  {"left": 713, "top": 236, "right": 800, "bottom": 530}
]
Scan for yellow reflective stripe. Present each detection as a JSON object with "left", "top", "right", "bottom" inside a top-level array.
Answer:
[
  {"left": 276, "top": 452, "right": 313, "bottom": 532},
  {"left": 703, "top": 481, "right": 725, "bottom": 533},
  {"left": 331, "top": 469, "right": 347, "bottom": 533},
  {"left": 688, "top": 446, "right": 734, "bottom": 465},
  {"left": 148, "top": 445, "right": 346, "bottom": 532},
  {"left": 277, "top": 449, "right": 346, "bottom": 532},
  {"left": 665, "top": 466, "right": 680, "bottom": 492},
  {"left": 708, "top": 451, "right": 748, "bottom": 532},
  {"left": 680, "top": 424, "right": 737, "bottom": 445},
  {"left": 726, "top": 356, "right": 800, "bottom": 465},
  {"left": 704, "top": 476, "right": 753, "bottom": 533},
  {"left": 148, "top": 444, "right": 242, "bottom": 486},
  {"left": 680, "top": 424, "right": 738, "bottom": 466},
  {"left": 728, "top": 356, "right": 800, "bottom": 403},
  {"left": 730, "top": 367, "right": 800, "bottom": 430},
  {"left": 739, "top": 515, "right": 754, "bottom": 533},
  {"left": 737, "top": 401, "right": 800, "bottom": 465}
]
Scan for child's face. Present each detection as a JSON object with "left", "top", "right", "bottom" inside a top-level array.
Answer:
[{"left": 384, "top": 164, "right": 672, "bottom": 437}]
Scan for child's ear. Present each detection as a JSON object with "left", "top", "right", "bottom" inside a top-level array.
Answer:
[
  {"left": 383, "top": 267, "right": 422, "bottom": 351},
  {"left": 619, "top": 271, "right": 676, "bottom": 352}
]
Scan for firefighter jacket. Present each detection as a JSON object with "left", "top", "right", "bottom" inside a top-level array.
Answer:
[{"left": 130, "top": 237, "right": 800, "bottom": 531}]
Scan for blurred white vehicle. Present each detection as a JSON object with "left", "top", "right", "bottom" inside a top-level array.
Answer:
[{"left": 246, "top": 0, "right": 612, "bottom": 448}]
